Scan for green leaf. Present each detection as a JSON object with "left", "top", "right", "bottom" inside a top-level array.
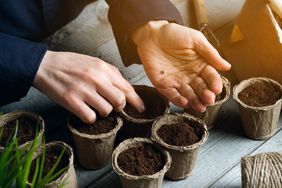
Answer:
[
  {"left": 42, "top": 148, "right": 66, "bottom": 182},
  {"left": 30, "top": 157, "right": 40, "bottom": 188}
]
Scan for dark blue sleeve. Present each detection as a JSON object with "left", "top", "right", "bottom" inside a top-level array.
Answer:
[
  {"left": 0, "top": 32, "right": 48, "bottom": 105},
  {"left": 106, "top": 0, "right": 184, "bottom": 66}
]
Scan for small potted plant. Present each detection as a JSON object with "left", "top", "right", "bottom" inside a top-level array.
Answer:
[
  {"left": 0, "top": 120, "right": 76, "bottom": 188},
  {"left": 68, "top": 112, "right": 123, "bottom": 169},
  {"left": 112, "top": 138, "right": 171, "bottom": 188},
  {"left": 233, "top": 77, "right": 282, "bottom": 139},
  {"left": 185, "top": 76, "right": 231, "bottom": 129},
  {"left": 0, "top": 110, "right": 45, "bottom": 151},
  {"left": 151, "top": 113, "right": 208, "bottom": 180},
  {"left": 27, "top": 141, "right": 77, "bottom": 188},
  {"left": 120, "top": 85, "right": 169, "bottom": 140}
]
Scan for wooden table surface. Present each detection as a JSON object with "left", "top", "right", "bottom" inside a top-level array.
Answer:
[
  {"left": 1, "top": 1, "right": 281, "bottom": 187},
  {"left": 82, "top": 74, "right": 282, "bottom": 188}
]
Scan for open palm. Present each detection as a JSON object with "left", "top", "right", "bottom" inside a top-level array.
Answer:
[{"left": 136, "top": 23, "right": 231, "bottom": 112}]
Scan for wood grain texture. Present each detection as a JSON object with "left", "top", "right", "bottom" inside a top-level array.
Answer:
[
  {"left": 171, "top": 0, "right": 244, "bottom": 29},
  {"left": 210, "top": 128, "right": 282, "bottom": 188},
  {"left": 86, "top": 75, "right": 282, "bottom": 188},
  {"left": 4, "top": 0, "right": 277, "bottom": 187}
]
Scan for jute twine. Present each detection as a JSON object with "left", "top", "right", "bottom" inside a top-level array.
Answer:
[{"left": 241, "top": 152, "right": 282, "bottom": 188}]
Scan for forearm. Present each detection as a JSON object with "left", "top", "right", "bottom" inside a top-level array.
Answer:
[
  {"left": 106, "top": 0, "right": 183, "bottom": 66},
  {"left": 0, "top": 32, "right": 47, "bottom": 105},
  {"left": 132, "top": 20, "right": 169, "bottom": 47}
]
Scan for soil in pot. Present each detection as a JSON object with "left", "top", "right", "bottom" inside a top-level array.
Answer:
[
  {"left": 69, "top": 113, "right": 117, "bottom": 135},
  {"left": 157, "top": 122, "right": 202, "bottom": 146},
  {"left": 124, "top": 91, "right": 166, "bottom": 119},
  {"left": 117, "top": 144, "right": 165, "bottom": 176},
  {"left": 28, "top": 147, "right": 69, "bottom": 182},
  {"left": 215, "top": 86, "right": 226, "bottom": 102},
  {"left": 238, "top": 80, "right": 282, "bottom": 107},
  {"left": 0, "top": 115, "right": 38, "bottom": 146}
]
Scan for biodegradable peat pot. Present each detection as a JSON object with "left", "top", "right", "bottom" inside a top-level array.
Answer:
[
  {"left": 68, "top": 113, "right": 123, "bottom": 169},
  {"left": 120, "top": 85, "right": 169, "bottom": 139},
  {"left": 27, "top": 141, "right": 77, "bottom": 188},
  {"left": 185, "top": 76, "right": 231, "bottom": 130},
  {"left": 112, "top": 138, "right": 171, "bottom": 188},
  {"left": 151, "top": 113, "right": 208, "bottom": 180},
  {"left": 233, "top": 77, "right": 282, "bottom": 140},
  {"left": 241, "top": 152, "right": 282, "bottom": 188},
  {"left": 0, "top": 110, "right": 45, "bottom": 151}
]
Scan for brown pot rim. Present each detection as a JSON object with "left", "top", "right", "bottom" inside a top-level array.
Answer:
[
  {"left": 151, "top": 113, "right": 209, "bottom": 152},
  {"left": 233, "top": 77, "right": 282, "bottom": 111},
  {"left": 121, "top": 85, "right": 170, "bottom": 123},
  {"left": 112, "top": 137, "right": 171, "bottom": 180},
  {"left": 210, "top": 76, "right": 231, "bottom": 106},
  {"left": 0, "top": 110, "right": 45, "bottom": 149},
  {"left": 67, "top": 113, "right": 123, "bottom": 139},
  {"left": 27, "top": 141, "right": 74, "bottom": 186}
]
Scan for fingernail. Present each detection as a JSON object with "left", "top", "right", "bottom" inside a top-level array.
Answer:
[
  {"left": 139, "top": 104, "right": 146, "bottom": 113},
  {"left": 200, "top": 107, "right": 206, "bottom": 113}
]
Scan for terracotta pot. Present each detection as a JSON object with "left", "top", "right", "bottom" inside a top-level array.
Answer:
[
  {"left": 151, "top": 113, "right": 208, "bottom": 180},
  {"left": 233, "top": 77, "right": 282, "bottom": 140},
  {"left": 185, "top": 76, "right": 231, "bottom": 130},
  {"left": 0, "top": 110, "right": 45, "bottom": 151},
  {"left": 119, "top": 85, "right": 169, "bottom": 141},
  {"left": 112, "top": 138, "right": 171, "bottom": 188},
  {"left": 68, "top": 114, "right": 123, "bottom": 169},
  {"left": 27, "top": 141, "right": 77, "bottom": 188}
]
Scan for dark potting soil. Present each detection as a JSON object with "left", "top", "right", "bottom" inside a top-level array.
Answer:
[
  {"left": 124, "top": 90, "right": 166, "bottom": 119},
  {"left": 238, "top": 80, "right": 281, "bottom": 107},
  {"left": 117, "top": 144, "right": 165, "bottom": 176},
  {"left": 0, "top": 116, "right": 37, "bottom": 146},
  {"left": 28, "top": 147, "right": 69, "bottom": 182},
  {"left": 70, "top": 113, "right": 116, "bottom": 135},
  {"left": 157, "top": 122, "right": 202, "bottom": 146},
  {"left": 215, "top": 85, "right": 226, "bottom": 102}
]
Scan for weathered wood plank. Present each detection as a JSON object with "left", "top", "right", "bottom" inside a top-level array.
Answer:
[
  {"left": 86, "top": 74, "right": 282, "bottom": 188},
  {"left": 210, "top": 128, "right": 282, "bottom": 188},
  {"left": 171, "top": 0, "right": 244, "bottom": 30}
]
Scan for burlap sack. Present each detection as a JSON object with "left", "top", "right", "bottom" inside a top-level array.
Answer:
[
  {"left": 151, "top": 113, "right": 208, "bottom": 180},
  {"left": 185, "top": 76, "right": 231, "bottom": 130},
  {"left": 68, "top": 114, "right": 123, "bottom": 169},
  {"left": 0, "top": 110, "right": 45, "bottom": 151},
  {"left": 241, "top": 152, "right": 282, "bottom": 188},
  {"left": 112, "top": 138, "right": 171, "bottom": 188},
  {"left": 233, "top": 77, "right": 282, "bottom": 140},
  {"left": 119, "top": 85, "right": 169, "bottom": 140},
  {"left": 27, "top": 141, "right": 77, "bottom": 188}
]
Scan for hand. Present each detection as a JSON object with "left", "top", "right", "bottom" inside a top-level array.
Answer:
[
  {"left": 33, "top": 51, "right": 144, "bottom": 123},
  {"left": 132, "top": 21, "right": 231, "bottom": 112}
]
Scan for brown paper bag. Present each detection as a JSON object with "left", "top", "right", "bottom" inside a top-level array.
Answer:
[{"left": 224, "top": 0, "right": 282, "bottom": 83}]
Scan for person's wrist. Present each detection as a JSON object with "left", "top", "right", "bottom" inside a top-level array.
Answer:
[
  {"left": 131, "top": 20, "right": 169, "bottom": 47},
  {"left": 33, "top": 50, "right": 55, "bottom": 88}
]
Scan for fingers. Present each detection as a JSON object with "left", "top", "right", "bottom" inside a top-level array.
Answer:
[
  {"left": 190, "top": 77, "right": 215, "bottom": 105},
  {"left": 158, "top": 87, "right": 188, "bottom": 107},
  {"left": 201, "top": 65, "right": 223, "bottom": 94},
  {"left": 110, "top": 68, "right": 145, "bottom": 113},
  {"left": 95, "top": 81, "right": 126, "bottom": 112},
  {"left": 67, "top": 96, "right": 97, "bottom": 124},
  {"left": 84, "top": 92, "right": 113, "bottom": 117},
  {"left": 178, "top": 84, "right": 207, "bottom": 112},
  {"left": 118, "top": 81, "right": 145, "bottom": 113},
  {"left": 193, "top": 32, "right": 231, "bottom": 71}
]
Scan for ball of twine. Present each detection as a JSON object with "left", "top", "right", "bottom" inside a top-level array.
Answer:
[{"left": 241, "top": 152, "right": 282, "bottom": 188}]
